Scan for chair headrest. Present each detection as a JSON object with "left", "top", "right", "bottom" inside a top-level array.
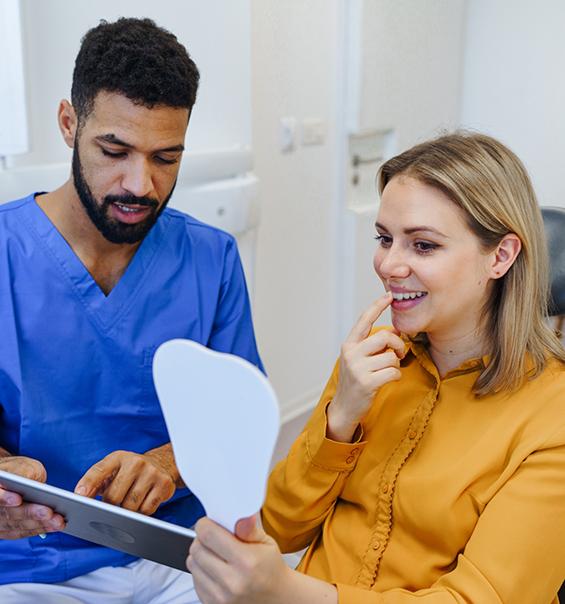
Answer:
[{"left": 542, "top": 207, "right": 565, "bottom": 316}]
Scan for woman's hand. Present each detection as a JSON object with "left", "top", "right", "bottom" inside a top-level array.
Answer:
[
  {"left": 327, "top": 292, "right": 405, "bottom": 442},
  {"left": 188, "top": 515, "right": 289, "bottom": 604},
  {"left": 187, "top": 515, "right": 337, "bottom": 604}
]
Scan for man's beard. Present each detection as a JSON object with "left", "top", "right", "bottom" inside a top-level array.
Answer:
[{"left": 72, "top": 140, "right": 176, "bottom": 245}]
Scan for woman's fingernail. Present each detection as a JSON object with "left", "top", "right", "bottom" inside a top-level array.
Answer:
[{"left": 38, "top": 533, "right": 47, "bottom": 539}]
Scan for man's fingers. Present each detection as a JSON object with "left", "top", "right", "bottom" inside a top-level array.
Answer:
[
  {"left": 114, "top": 480, "right": 162, "bottom": 515},
  {"left": 100, "top": 463, "right": 171, "bottom": 513},
  {"left": 345, "top": 292, "right": 393, "bottom": 345},
  {"left": 0, "top": 502, "right": 65, "bottom": 539},
  {"left": 0, "top": 514, "right": 66, "bottom": 539},
  {"left": 75, "top": 455, "right": 121, "bottom": 497},
  {"left": 77, "top": 451, "right": 175, "bottom": 514},
  {"left": 0, "top": 457, "right": 47, "bottom": 483},
  {"left": 0, "top": 488, "right": 22, "bottom": 507}
]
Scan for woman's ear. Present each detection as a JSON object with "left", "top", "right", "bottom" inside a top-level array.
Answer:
[
  {"left": 490, "top": 233, "right": 522, "bottom": 279},
  {"left": 57, "top": 100, "right": 78, "bottom": 149}
]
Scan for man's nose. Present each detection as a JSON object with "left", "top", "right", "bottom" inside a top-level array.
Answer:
[{"left": 121, "top": 158, "right": 155, "bottom": 199}]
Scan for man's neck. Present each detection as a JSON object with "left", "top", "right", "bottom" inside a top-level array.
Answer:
[{"left": 35, "top": 181, "right": 142, "bottom": 295}]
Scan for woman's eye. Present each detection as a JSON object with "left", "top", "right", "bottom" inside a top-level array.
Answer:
[
  {"left": 415, "top": 241, "right": 438, "bottom": 253},
  {"left": 375, "top": 235, "right": 392, "bottom": 247}
]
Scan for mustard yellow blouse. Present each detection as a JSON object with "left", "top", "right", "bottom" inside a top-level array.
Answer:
[{"left": 262, "top": 336, "right": 565, "bottom": 603}]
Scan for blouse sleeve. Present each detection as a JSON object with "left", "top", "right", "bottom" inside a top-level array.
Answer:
[
  {"left": 261, "top": 360, "right": 368, "bottom": 554},
  {"left": 336, "top": 427, "right": 565, "bottom": 603}
]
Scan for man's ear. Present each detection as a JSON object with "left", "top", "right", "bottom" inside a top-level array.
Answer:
[
  {"left": 58, "top": 100, "right": 78, "bottom": 149},
  {"left": 489, "top": 233, "right": 522, "bottom": 279}
]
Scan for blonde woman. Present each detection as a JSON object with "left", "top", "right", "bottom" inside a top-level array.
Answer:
[{"left": 187, "top": 132, "right": 565, "bottom": 604}]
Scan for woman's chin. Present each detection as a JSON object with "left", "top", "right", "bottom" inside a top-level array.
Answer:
[{"left": 391, "top": 317, "right": 424, "bottom": 337}]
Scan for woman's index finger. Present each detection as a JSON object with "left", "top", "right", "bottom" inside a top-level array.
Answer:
[{"left": 346, "top": 291, "right": 394, "bottom": 344}]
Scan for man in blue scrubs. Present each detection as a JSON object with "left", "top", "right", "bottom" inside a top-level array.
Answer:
[{"left": 0, "top": 18, "right": 262, "bottom": 603}]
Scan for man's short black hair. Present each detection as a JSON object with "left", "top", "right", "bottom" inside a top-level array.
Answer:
[{"left": 71, "top": 17, "right": 200, "bottom": 125}]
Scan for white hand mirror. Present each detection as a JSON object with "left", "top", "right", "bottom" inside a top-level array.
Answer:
[{"left": 153, "top": 339, "right": 280, "bottom": 533}]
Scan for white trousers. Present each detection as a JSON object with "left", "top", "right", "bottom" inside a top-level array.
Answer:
[{"left": 0, "top": 559, "right": 202, "bottom": 604}]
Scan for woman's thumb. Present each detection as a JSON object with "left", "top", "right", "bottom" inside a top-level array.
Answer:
[{"left": 235, "top": 513, "right": 260, "bottom": 542}]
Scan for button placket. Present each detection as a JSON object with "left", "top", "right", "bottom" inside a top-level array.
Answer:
[{"left": 357, "top": 386, "right": 440, "bottom": 590}]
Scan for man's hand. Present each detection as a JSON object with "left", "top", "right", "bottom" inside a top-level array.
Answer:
[
  {"left": 187, "top": 516, "right": 338, "bottom": 604},
  {"left": 74, "top": 443, "right": 181, "bottom": 515},
  {"left": 0, "top": 455, "right": 65, "bottom": 539}
]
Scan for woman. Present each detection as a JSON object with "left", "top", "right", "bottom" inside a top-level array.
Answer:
[{"left": 187, "top": 132, "right": 565, "bottom": 603}]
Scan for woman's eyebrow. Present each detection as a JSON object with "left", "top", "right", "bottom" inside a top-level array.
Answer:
[{"left": 375, "top": 222, "right": 448, "bottom": 238}]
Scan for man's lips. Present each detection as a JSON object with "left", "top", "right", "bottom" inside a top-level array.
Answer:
[{"left": 111, "top": 202, "right": 153, "bottom": 224}]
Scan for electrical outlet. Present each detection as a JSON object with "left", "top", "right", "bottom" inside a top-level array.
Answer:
[{"left": 302, "top": 118, "right": 326, "bottom": 146}]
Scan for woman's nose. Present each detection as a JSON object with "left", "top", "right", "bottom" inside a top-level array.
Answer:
[{"left": 374, "top": 246, "right": 411, "bottom": 279}]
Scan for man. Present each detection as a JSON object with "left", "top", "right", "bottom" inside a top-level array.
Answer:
[{"left": 0, "top": 17, "right": 262, "bottom": 603}]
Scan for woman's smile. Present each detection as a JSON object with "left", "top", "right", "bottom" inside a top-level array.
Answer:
[{"left": 389, "top": 288, "right": 428, "bottom": 310}]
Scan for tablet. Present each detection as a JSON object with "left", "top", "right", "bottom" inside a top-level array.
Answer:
[{"left": 0, "top": 469, "right": 195, "bottom": 573}]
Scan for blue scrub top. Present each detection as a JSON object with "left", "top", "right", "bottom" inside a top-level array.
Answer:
[{"left": 0, "top": 194, "right": 264, "bottom": 584}]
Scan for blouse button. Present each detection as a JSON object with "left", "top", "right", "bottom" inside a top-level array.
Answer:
[
  {"left": 346, "top": 456, "right": 355, "bottom": 464},
  {"left": 409, "top": 431, "right": 417, "bottom": 439},
  {"left": 373, "top": 541, "right": 380, "bottom": 550},
  {"left": 350, "top": 448, "right": 360, "bottom": 455},
  {"left": 382, "top": 484, "right": 389, "bottom": 493}
]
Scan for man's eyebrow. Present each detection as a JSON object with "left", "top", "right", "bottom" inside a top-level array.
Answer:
[
  {"left": 375, "top": 222, "right": 448, "bottom": 237},
  {"left": 95, "top": 134, "right": 134, "bottom": 148},
  {"left": 94, "top": 134, "right": 185, "bottom": 153}
]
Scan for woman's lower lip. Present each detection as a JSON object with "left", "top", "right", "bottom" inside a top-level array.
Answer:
[
  {"left": 111, "top": 203, "right": 151, "bottom": 224},
  {"left": 391, "top": 294, "right": 427, "bottom": 310}
]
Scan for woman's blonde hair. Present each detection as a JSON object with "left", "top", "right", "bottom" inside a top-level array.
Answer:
[{"left": 377, "top": 131, "right": 565, "bottom": 396}]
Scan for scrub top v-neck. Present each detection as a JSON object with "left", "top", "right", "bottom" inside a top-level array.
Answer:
[{"left": 22, "top": 194, "right": 171, "bottom": 331}]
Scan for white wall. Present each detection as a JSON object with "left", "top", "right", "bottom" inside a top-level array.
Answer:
[
  {"left": 357, "top": 0, "right": 465, "bottom": 150},
  {"left": 461, "top": 0, "right": 565, "bottom": 209},
  {"left": 251, "top": 1, "right": 341, "bottom": 421}
]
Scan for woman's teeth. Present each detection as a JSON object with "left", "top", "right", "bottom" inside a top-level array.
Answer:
[{"left": 392, "top": 291, "right": 425, "bottom": 301}]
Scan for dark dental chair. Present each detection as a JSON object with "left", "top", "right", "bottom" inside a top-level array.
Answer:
[{"left": 542, "top": 207, "right": 565, "bottom": 332}]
